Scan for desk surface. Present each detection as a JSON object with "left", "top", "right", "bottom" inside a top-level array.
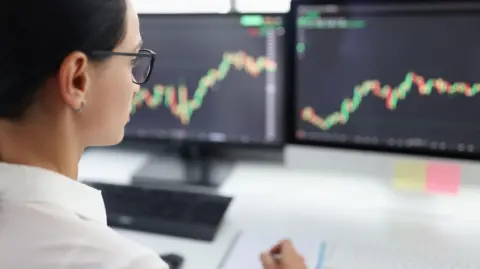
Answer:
[{"left": 79, "top": 148, "right": 480, "bottom": 269}]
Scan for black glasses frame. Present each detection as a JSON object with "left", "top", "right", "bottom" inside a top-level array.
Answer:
[{"left": 89, "top": 49, "right": 156, "bottom": 85}]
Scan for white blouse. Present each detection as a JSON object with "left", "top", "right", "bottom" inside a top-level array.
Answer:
[{"left": 0, "top": 163, "right": 168, "bottom": 269}]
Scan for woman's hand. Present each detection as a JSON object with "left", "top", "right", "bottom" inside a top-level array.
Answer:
[{"left": 260, "top": 239, "right": 307, "bottom": 269}]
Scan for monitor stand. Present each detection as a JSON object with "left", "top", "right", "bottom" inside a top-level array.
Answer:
[{"left": 131, "top": 144, "right": 234, "bottom": 191}]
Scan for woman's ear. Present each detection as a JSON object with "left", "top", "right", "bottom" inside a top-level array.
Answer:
[{"left": 57, "top": 51, "right": 90, "bottom": 111}]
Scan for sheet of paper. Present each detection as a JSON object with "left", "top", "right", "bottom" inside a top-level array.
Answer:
[
  {"left": 392, "top": 160, "right": 426, "bottom": 192},
  {"left": 426, "top": 162, "right": 461, "bottom": 195},
  {"left": 219, "top": 232, "right": 320, "bottom": 269}
]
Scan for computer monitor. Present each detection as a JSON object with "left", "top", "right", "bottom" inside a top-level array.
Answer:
[
  {"left": 291, "top": 1, "right": 480, "bottom": 159},
  {"left": 125, "top": 14, "right": 285, "bottom": 147}
]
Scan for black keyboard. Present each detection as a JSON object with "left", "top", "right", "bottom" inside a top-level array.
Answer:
[{"left": 85, "top": 182, "right": 233, "bottom": 241}]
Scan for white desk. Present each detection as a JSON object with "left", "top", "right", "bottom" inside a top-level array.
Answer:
[{"left": 79, "top": 149, "right": 480, "bottom": 269}]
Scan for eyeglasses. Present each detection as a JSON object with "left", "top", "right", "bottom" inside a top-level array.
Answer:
[{"left": 89, "top": 49, "right": 156, "bottom": 85}]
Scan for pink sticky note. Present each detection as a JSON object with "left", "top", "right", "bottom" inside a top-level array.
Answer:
[{"left": 426, "top": 162, "right": 461, "bottom": 194}]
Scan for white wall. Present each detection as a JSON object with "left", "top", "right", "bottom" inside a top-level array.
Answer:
[
  {"left": 131, "top": 0, "right": 290, "bottom": 14},
  {"left": 285, "top": 145, "right": 480, "bottom": 225},
  {"left": 233, "top": 0, "right": 290, "bottom": 13}
]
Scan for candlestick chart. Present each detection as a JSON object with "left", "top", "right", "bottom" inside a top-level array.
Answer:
[
  {"left": 301, "top": 72, "right": 480, "bottom": 131},
  {"left": 132, "top": 51, "right": 277, "bottom": 125}
]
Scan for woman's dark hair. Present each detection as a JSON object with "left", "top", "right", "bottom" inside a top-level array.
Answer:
[{"left": 0, "top": 0, "right": 127, "bottom": 120}]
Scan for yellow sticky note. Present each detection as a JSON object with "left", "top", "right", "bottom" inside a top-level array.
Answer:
[{"left": 393, "top": 160, "right": 427, "bottom": 191}]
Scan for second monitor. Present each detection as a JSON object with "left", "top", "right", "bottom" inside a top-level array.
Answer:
[
  {"left": 126, "top": 14, "right": 285, "bottom": 146},
  {"left": 293, "top": 2, "right": 480, "bottom": 159}
]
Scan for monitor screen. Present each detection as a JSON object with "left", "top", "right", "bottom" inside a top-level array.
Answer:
[
  {"left": 126, "top": 14, "right": 285, "bottom": 145},
  {"left": 294, "top": 2, "right": 480, "bottom": 156}
]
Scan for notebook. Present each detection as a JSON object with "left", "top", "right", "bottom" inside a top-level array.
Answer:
[{"left": 218, "top": 231, "right": 320, "bottom": 269}]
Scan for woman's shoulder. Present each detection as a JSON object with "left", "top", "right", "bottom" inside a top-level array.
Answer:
[
  {"left": 0, "top": 202, "right": 169, "bottom": 269},
  {"left": 74, "top": 223, "right": 170, "bottom": 269}
]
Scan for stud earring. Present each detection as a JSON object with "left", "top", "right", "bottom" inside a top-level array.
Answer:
[{"left": 76, "top": 100, "right": 86, "bottom": 113}]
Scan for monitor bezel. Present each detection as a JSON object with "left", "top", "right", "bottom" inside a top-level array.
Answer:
[
  {"left": 124, "top": 12, "right": 288, "bottom": 149},
  {"left": 286, "top": 0, "right": 480, "bottom": 161}
]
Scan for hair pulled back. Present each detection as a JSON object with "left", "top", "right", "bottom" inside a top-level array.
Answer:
[{"left": 0, "top": 0, "right": 127, "bottom": 120}]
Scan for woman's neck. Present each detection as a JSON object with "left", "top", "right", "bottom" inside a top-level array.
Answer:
[{"left": 0, "top": 117, "right": 82, "bottom": 180}]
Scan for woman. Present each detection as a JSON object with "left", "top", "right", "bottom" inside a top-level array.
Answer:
[{"left": 0, "top": 0, "right": 307, "bottom": 268}]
